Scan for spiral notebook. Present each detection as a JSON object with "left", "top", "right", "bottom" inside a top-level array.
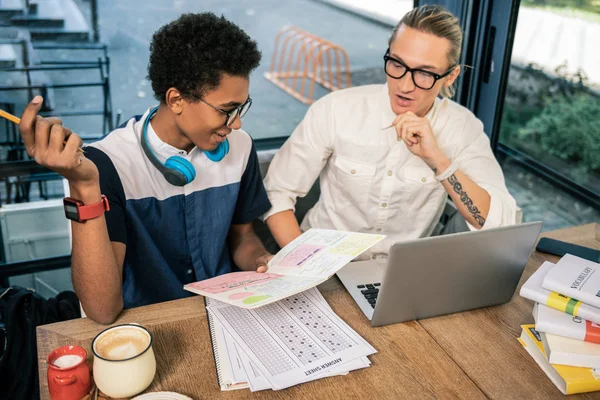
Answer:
[{"left": 205, "top": 297, "right": 249, "bottom": 391}]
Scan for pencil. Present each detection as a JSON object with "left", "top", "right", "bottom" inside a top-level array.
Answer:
[
  {"left": 0, "top": 108, "right": 85, "bottom": 153},
  {"left": 0, "top": 108, "right": 20, "bottom": 124}
]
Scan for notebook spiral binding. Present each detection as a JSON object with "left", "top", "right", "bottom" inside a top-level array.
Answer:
[{"left": 205, "top": 298, "right": 225, "bottom": 387}]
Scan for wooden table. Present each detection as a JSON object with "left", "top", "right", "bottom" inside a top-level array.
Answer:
[{"left": 37, "top": 224, "right": 600, "bottom": 399}]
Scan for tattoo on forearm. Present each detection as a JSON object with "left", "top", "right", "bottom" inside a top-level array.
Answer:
[{"left": 447, "top": 174, "right": 486, "bottom": 227}]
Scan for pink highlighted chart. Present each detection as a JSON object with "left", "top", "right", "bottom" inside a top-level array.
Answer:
[
  {"left": 228, "top": 292, "right": 254, "bottom": 300},
  {"left": 186, "top": 271, "right": 281, "bottom": 294}
]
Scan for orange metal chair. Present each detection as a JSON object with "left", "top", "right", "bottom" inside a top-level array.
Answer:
[{"left": 264, "top": 26, "right": 352, "bottom": 104}]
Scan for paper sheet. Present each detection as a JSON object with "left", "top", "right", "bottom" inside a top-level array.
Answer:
[{"left": 222, "top": 329, "right": 249, "bottom": 385}]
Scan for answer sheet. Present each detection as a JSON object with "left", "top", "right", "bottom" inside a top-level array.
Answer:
[{"left": 207, "top": 288, "right": 376, "bottom": 390}]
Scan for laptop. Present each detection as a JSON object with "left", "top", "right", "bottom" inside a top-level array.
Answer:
[{"left": 337, "top": 221, "right": 543, "bottom": 327}]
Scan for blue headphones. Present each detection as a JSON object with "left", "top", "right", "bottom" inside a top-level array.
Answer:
[{"left": 141, "top": 106, "right": 229, "bottom": 186}]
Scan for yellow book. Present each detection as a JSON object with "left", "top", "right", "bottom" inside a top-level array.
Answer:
[{"left": 519, "top": 324, "right": 600, "bottom": 395}]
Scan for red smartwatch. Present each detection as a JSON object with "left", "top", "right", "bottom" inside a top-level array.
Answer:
[{"left": 63, "top": 195, "right": 110, "bottom": 222}]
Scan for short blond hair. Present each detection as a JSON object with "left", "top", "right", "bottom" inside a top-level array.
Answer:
[{"left": 390, "top": 5, "right": 462, "bottom": 98}]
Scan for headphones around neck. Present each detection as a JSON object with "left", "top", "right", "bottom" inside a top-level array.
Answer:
[{"left": 140, "top": 106, "right": 230, "bottom": 186}]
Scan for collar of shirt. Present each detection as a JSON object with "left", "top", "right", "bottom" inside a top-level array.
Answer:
[
  {"left": 145, "top": 108, "right": 197, "bottom": 162},
  {"left": 379, "top": 83, "right": 442, "bottom": 131}
]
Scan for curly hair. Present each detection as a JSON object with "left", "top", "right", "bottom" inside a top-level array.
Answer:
[{"left": 148, "top": 13, "right": 262, "bottom": 102}]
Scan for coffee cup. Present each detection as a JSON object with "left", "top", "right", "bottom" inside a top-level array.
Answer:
[
  {"left": 47, "top": 345, "right": 91, "bottom": 400},
  {"left": 91, "top": 323, "right": 156, "bottom": 398}
]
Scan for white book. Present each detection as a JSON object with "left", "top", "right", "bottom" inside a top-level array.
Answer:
[
  {"left": 520, "top": 261, "right": 600, "bottom": 324},
  {"left": 534, "top": 303, "right": 600, "bottom": 344},
  {"left": 542, "top": 254, "right": 600, "bottom": 309},
  {"left": 540, "top": 330, "right": 600, "bottom": 369}
]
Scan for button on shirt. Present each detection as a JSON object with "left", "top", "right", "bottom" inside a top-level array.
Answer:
[
  {"left": 85, "top": 107, "right": 271, "bottom": 308},
  {"left": 263, "top": 84, "right": 517, "bottom": 256}
]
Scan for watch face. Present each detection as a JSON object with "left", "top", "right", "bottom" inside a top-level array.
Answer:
[{"left": 63, "top": 198, "right": 82, "bottom": 221}]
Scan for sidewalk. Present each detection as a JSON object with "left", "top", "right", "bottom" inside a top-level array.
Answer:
[{"left": 512, "top": 7, "right": 600, "bottom": 88}]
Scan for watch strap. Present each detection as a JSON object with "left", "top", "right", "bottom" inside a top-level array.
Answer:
[{"left": 66, "top": 195, "right": 110, "bottom": 222}]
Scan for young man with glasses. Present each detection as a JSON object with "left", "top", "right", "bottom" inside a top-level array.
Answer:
[
  {"left": 17, "top": 13, "right": 272, "bottom": 324},
  {"left": 263, "top": 5, "right": 517, "bottom": 257}
]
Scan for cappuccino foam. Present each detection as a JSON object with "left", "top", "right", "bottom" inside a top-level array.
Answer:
[{"left": 95, "top": 327, "right": 149, "bottom": 361}]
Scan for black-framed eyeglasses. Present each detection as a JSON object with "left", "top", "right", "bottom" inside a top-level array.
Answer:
[
  {"left": 383, "top": 49, "right": 455, "bottom": 90},
  {"left": 199, "top": 96, "right": 252, "bottom": 127}
]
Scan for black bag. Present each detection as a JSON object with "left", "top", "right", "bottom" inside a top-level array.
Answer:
[{"left": 0, "top": 286, "right": 80, "bottom": 400}]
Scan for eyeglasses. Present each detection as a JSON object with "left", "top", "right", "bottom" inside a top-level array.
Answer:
[
  {"left": 383, "top": 49, "right": 456, "bottom": 90},
  {"left": 199, "top": 96, "right": 252, "bottom": 127}
]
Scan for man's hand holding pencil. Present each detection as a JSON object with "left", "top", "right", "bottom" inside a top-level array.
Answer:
[{"left": 3, "top": 96, "right": 101, "bottom": 201}]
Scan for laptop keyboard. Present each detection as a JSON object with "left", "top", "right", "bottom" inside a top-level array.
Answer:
[{"left": 357, "top": 283, "right": 381, "bottom": 308}]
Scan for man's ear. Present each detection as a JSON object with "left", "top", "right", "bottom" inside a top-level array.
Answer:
[
  {"left": 445, "top": 65, "right": 461, "bottom": 87},
  {"left": 165, "top": 88, "right": 184, "bottom": 114}
]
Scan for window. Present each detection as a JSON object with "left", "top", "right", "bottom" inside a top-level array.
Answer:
[
  {"left": 495, "top": 0, "right": 600, "bottom": 228},
  {"left": 420, "top": 0, "right": 600, "bottom": 229}
]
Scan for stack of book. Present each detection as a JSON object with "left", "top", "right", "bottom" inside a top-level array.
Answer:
[{"left": 519, "top": 254, "right": 600, "bottom": 395}]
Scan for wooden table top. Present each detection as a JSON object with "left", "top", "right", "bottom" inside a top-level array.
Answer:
[{"left": 37, "top": 223, "right": 600, "bottom": 399}]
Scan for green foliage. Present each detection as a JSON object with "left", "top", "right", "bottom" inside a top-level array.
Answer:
[
  {"left": 519, "top": 94, "right": 600, "bottom": 172},
  {"left": 500, "top": 62, "right": 600, "bottom": 177}
]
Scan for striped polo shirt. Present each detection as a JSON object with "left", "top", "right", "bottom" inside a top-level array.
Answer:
[{"left": 85, "top": 107, "right": 271, "bottom": 309}]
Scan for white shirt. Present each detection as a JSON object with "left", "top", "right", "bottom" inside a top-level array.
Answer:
[{"left": 263, "top": 84, "right": 517, "bottom": 256}]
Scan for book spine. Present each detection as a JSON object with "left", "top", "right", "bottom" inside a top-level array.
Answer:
[
  {"left": 545, "top": 292, "right": 584, "bottom": 316},
  {"left": 523, "top": 287, "right": 600, "bottom": 324},
  {"left": 520, "top": 285, "right": 549, "bottom": 305},
  {"left": 567, "top": 303, "right": 600, "bottom": 325},
  {"left": 583, "top": 320, "right": 600, "bottom": 344},
  {"left": 536, "top": 311, "right": 600, "bottom": 344}
]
